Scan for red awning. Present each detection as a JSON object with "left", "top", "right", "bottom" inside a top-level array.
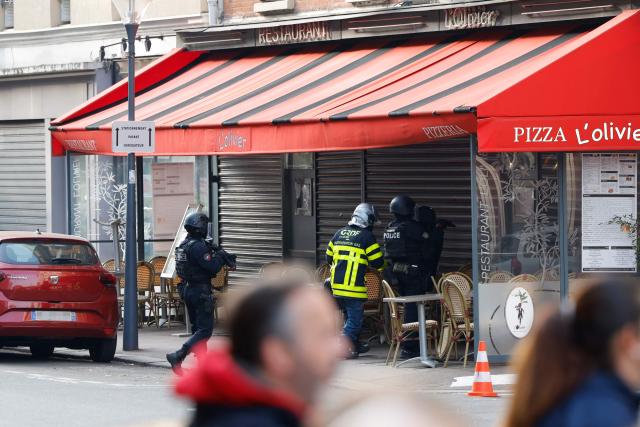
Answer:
[
  {"left": 51, "top": 10, "right": 640, "bottom": 156},
  {"left": 477, "top": 10, "right": 640, "bottom": 152}
]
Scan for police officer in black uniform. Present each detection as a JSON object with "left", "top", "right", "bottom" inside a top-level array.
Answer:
[
  {"left": 166, "top": 212, "right": 235, "bottom": 374},
  {"left": 383, "top": 195, "right": 430, "bottom": 357}
]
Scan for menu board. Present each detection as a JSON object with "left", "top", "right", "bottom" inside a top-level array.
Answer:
[{"left": 582, "top": 154, "right": 637, "bottom": 272}]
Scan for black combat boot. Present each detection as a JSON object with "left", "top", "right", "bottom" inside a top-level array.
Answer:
[{"left": 166, "top": 348, "right": 188, "bottom": 375}]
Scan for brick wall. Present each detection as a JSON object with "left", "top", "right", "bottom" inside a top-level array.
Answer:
[{"left": 224, "top": 0, "right": 393, "bottom": 21}]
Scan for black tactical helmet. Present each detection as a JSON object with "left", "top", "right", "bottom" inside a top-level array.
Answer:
[
  {"left": 184, "top": 212, "right": 209, "bottom": 236},
  {"left": 390, "top": 195, "right": 415, "bottom": 216}
]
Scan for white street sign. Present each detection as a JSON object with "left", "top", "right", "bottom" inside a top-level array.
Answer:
[{"left": 112, "top": 121, "right": 155, "bottom": 153}]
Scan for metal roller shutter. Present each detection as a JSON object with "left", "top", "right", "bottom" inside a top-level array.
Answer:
[
  {"left": 315, "top": 151, "right": 363, "bottom": 264},
  {"left": 0, "top": 121, "right": 46, "bottom": 232},
  {"left": 218, "top": 155, "right": 283, "bottom": 284},
  {"left": 366, "top": 140, "right": 472, "bottom": 272}
]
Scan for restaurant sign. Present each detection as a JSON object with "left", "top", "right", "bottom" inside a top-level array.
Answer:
[
  {"left": 443, "top": 6, "right": 500, "bottom": 30},
  {"left": 477, "top": 116, "right": 640, "bottom": 153},
  {"left": 257, "top": 22, "right": 333, "bottom": 46}
]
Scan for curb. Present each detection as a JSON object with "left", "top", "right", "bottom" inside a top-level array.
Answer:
[{"left": 6, "top": 346, "right": 172, "bottom": 369}]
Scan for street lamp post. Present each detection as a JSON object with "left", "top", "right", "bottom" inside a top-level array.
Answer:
[{"left": 112, "top": 0, "right": 154, "bottom": 351}]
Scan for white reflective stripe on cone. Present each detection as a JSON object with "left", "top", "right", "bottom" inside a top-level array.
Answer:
[
  {"left": 476, "top": 351, "right": 488, "bottom": 363},
  {"left": 473, "top": 371, "right": 492, "bottom": 383}
]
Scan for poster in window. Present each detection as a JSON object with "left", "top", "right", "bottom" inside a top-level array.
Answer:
[
  {"left": 581, "top": 153, "right": 637, "bottom": 273},
  {"left": 295, "top": 178, "right": 313, "bottom": 216}
]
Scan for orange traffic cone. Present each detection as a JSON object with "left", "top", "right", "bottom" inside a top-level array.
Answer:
[{"left": 468, "top": 340, "right": 499, "bottom": 397}]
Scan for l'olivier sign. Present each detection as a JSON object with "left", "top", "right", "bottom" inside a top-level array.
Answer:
[
  {"left": 478, "top": 116, "right": 640, "bottom": 152},
  {"left": 514, "top": 122, "right": 640, "bottom": 145}
]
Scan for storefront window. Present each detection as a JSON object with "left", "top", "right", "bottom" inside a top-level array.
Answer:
[
  {"left": 69, "top": 154, "right": 209, "bottom": 262},
  {"left": 69, "top": 154, "right": 127, "bottom": 261},
  {"left": 476, "top": 152, "right": 561, "bottom": 357},
  {"left": 142, "top": 156, "right": 209, "bottom": 259},
  {"left": 565, "top": 153, "right": 638, "bottom": 297}
]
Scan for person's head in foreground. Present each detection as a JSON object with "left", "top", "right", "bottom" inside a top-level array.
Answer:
[
  {"left": 175, "top": 280, "right": 347, "bottom": 427},
  {"left": 505, "top": 279, "right": 640, "bottom": 427},
  {"left": 325, "top": 393, "right": 464, "bottom": 427}
]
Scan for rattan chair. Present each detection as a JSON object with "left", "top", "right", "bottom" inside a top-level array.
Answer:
[
  {"left": 118, "top": 261, "right": 157, "bottom": 327},
  {"left": 103, "top": 259, "right": 124, "bottom": 295},
  {"left": 441, "top": 273, "right": 472, "bottom": 297},
  {"left": 150, "top": 256, "right": 185, "bottom": 328},
  {"left": 211, "top": 266, "right": 229, "bottom": 322},
  {"left": 488, "top": 270, "right": 514, "bottom": 283},
  {"left": 509, "top": 274, "right": 539, "bottom": 283},
  {"left": 315, "top": 263, "right": 332, "bottom": 284},
  {"left": 363, "top": 268, "right": 384, "bottom": 343},
  {"left": 441, "top": 280, "right": 474, "bottom": 367},
  {"left": 382, "top": 280, "right": 438, "bottom": 367}
]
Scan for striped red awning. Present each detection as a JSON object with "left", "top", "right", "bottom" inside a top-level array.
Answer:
[{"left": 51, "top": 10, "right": 640, "bottom": 155}]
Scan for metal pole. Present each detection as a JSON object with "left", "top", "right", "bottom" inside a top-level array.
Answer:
[
  {"left": 123, "top": 22, "right": 139, "bottom": 351},
  {"left": 558, "top": 153, "right": 569, "bottom": 301},
  {"left": 469, "top": 136, "right": 480, "bottom": 357}
]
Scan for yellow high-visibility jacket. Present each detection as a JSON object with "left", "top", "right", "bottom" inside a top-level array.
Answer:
[{"left": 326, "top": 225, "right": 384, "bottom": 300}]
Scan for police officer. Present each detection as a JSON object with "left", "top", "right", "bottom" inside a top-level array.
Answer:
[
  {"left": 166, "top": 212, "right": 233, "bottom": 374},
  {"left": 383, "top": 195, "right": 430, "bottom": 357},
  {"left": 327, "top": 203, "right": 385, "bottom": 359}
]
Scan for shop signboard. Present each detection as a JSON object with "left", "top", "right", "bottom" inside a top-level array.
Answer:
[{"left": 581, "top": 153, "right": 637, "bottom": 273}]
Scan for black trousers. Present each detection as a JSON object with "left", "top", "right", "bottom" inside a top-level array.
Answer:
[
  {"left": 181, "top": 283, "right": 214, "bottom": 355},
  {"left": 396, "top": 273, "right": 426, "bottom": 354}
]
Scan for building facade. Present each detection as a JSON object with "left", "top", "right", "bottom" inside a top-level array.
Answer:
[
  {"left": 50, "top": 0, "right": 640, "bottom": 359},
  {"left": 0, "top": 0, "right": 211, "bottom": 235}
]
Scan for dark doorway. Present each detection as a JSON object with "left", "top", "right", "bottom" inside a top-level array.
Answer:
[{"left": 284, "top": 154, "right": 316, "bottom": 266}]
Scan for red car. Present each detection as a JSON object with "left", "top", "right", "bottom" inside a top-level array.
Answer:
[{"left": 0, "top": 231, "right": 118, "bottom": 362}]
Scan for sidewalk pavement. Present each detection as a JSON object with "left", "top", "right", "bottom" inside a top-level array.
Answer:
[{"left": 48, "top": 324, "right": 514, "bottom": 395}]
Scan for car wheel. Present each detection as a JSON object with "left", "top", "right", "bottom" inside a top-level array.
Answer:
[
  {"left": 30, "top": 343, "right": 55, "bottom": 360},
  {"left": 89, "top": 338, "right": 117, "bottom": 363}
]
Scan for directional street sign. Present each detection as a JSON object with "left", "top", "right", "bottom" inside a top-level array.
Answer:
[{"left": 112, "top": 121, "right": 155, "bottom": 153}]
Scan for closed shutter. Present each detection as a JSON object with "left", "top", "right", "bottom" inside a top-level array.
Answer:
[
  {"left": 315, "top": 151, "right": 363, "bottom": 264},
  {"left": 218, "top": 155, "right": 283, "bottom": 284},
  {"left": 366, "top": 140, "right": 472, "bottom": 272},
  {"left": 0, "top": 121, "right": 46, "bottom": 232}
]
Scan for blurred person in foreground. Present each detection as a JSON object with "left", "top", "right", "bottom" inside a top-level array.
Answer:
[
  {"left": 326, "top": 393, "right": 463, "bottom": 427},
  {"left": 505, "top": 279, "right": 640, "bottom": 427},
  {"left": 175, "top": 281, "right": 347, "bottom": 427}
]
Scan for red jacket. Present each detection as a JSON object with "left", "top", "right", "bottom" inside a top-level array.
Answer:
[{"left": 175, "top": 345, "right": 306, "bottom": 427}]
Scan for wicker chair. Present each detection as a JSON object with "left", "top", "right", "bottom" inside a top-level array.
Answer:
[
  {"left": 118, "top": 261, "right": 157, "bottom": 327},
  {"left": 441, "top": 280, "right": 474, "bottom": 367},
  {"left": 211, "top": 266, "right": 229, "bottom": 322},
  {"left": 363, "top": 268, "right": 384, "bottom": 343},
  {"left": 382, "top": 280, "right": 438, "bottom": 367},
  {"left": 441, "top": 273, "right": 472, "bottom": 297},
  {"left": 315, "top": 263, "right": 332, "bottom": 284},
  {"left": 150, "top": 256, "right": 185, "bottom": 327},
  {"left": 103, "top": 259, "right": 124, "bottom": 295},
  {"left": 509, "top": 274, "right": 539, "bottom": 283},
  {"left": 488, "top": 270, "right": 514, "bottom": 283}
]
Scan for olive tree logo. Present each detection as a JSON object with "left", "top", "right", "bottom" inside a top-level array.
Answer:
[{"left": 505, "top": 287, "right": 534, "bottom": 339}]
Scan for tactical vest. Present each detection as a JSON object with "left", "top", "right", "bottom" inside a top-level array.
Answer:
[
  {"left": 175, "top": 239, "right": 197, "bottom": 281},
  {"left": 383, "top": 221, "right": 423, "bottom": 263}
]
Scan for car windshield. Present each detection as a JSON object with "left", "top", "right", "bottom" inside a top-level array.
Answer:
[{"left": 0, "top": 240, "right": 99, "bottom": 266}]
